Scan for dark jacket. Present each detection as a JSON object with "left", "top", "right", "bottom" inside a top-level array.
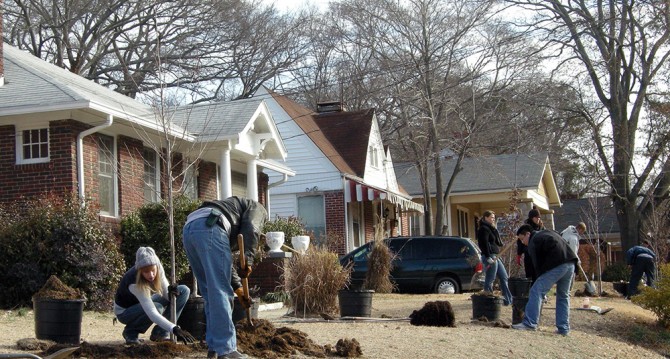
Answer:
[
  {"left": 477, "top": 220, "right": 503, "bottom": 258},
  {"left": 527, "top": 230, "right": 579, "bottom": 277},
  {"left": 200, "top": 196, "right": 268, "bottom": 265},
  {"left": 625, "top": 246, "right": 656, "bottom": 265}
]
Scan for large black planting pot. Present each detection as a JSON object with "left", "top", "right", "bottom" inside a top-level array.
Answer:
[
  {"left": 33, "top": 298, "right": 86, "bottom": 344},
  {"left": 338, "top": 289, "right": 374, "bottom": 317},
  {"left": 471, "top": 294, "right": 502, "bottom": 321}
]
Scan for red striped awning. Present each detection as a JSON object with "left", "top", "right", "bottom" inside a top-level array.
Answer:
[{"left": 344, "top": 179, "right": 387, "bottom": 202}]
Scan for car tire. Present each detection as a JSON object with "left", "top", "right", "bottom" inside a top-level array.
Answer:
[{"left": 434, "top": 277, "right": 460, "bottom": 294}]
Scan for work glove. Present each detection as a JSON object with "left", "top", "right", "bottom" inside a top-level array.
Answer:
[
  {"left": 172, "top": 325, "right": 196, "bottom": 345},
  {"left": 515, "top": 255, "right": 522, "bottom": 266},
  {"left": 238, "top": 263, "right": 253, "bottom": 279},
  {"left": 486, "top": 256, "right": 496, "bottom": 265},
  {"left": 234, "top": 287, "right": 252, "bottom": 309},
  {"left": 168, "top": 284, "right": 179, "bottom": 297}
]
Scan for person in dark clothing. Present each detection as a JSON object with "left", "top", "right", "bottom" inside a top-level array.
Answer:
[
  {"left": 626, "top": 240, "right": 657, "bottom": 298},
  {"left": 516, "top": 207, "right": 545, "bottom": 281},
  {"left": 114, "top": 247, "right": 195, "bottom": 344},
  {"left": 513, "top": 225, "right": 578, "bottom": 336},
  {"left": 477, "top": 210, "right": 513, "bottom": 306},
  {"left": 182, "top": 196, "right": 267, "bottom": 359}
]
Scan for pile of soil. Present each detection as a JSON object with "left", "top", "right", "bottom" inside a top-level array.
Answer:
[
  {"left": 409, "top": 301, "right": 455, "bottom": 327},
  {"left": 236, "top": 319, "right": 328, "bottom": 358},
  {"left": 42, "top": 341, "right": 205, "bottom": 359},
  {"left": 334, "top": 338, "right": 362, "bottom": 357},
  {"left": 32, "top": 275, "right": 84, "bottom": 301}
]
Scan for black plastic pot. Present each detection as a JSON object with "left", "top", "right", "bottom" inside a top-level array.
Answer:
[
  {"left": 33, "top": 298, "right": 86, "bottom": 344},
  {"left": 508, "top": 277, "right": 533, "bottom": 298},
  {"left": 613, "top": 281, "right": 628, "bottom": 297},
  {"left": 338, "top": 289, "right": 374, "bottom": 317},
  {"left": 512, "top": 296, "right": 529, "bottom": 324},
  {"left": 177, "top": 297, "right": 206, "bottom": 340},
  {"left": 471, "top": 294, "right": 502, "bottom": 321}
]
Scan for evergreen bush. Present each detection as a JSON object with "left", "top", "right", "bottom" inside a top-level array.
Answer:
[
  {"left": 0, "top": 194, "right": 125, "bottom": 310},
  {"left": 601, "top": 262, "right": 631, "bottom": 282},
  {"left": 119, "top": 195, "right": 200, "bottom": 282}
]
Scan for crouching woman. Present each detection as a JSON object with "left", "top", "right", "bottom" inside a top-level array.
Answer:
[{"left": 114, "top": 246, "right": 195, "bottom": 344}]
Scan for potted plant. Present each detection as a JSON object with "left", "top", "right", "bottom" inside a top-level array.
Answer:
[
  {"left": 262, "top": 215, "right": 305, "bottom": 253},
  {"left": 339, "top": 223, "right": 393, "bottom": 317},
  {"left": 32, "top": 275, "right": 86, "bottom": 344}
]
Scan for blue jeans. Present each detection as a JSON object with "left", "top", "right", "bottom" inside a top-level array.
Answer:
[
  {"left": 628, "top": 256, "right": 655, "bottom": 297},
  {"left": 522, "top": 262, "right": 574, "bottom": 334},
  {"left": 116, "top": 285, "right": 190, "bottom": 339},
  {"left": 482, "top": 256, "right": 513, "bottom": 305},
  {"left": 183, "top": 217, "right": 236, "bottom": 356}
]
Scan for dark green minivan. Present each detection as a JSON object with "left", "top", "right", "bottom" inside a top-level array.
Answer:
[{"left": 340, "top": 236, "right": 484, "bottom": 294}]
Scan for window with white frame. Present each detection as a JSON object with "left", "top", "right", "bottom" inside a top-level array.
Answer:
[
  {"left": 98, "top": 134, "right": 117, "bottom": 216},
  {"left": 350, "top": 202, "right": 364, "bottom": 248},
  {"left": 143, "top": 148, "right": 160, "bottom": 203},
  {"left": 17, "top": 127, "right": 49, "bottom": 164},
  {"left": 368, "top": 145, "right": 380, "bottom": 168},
  {"left": 298, "top": 195, "right": 326, "bottom": 240},
  {"left": 183, "top": 164, "right": 198, "bottom": 200}
]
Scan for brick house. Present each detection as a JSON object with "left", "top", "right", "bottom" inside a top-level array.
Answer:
[
  {"left": 0, "top": 43, "right": 293, "bottom": 225},
  {"left": 256, "top": 88, "right": 423, "bottom": 255}
]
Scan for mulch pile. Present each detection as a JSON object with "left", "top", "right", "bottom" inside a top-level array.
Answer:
[
  {"left": 32, "top": 275, "right": 85, "bottom": 301},
  {"left": 409, "top": 301, "right": 455, "bottom": 327},
  {"left": 42, "top": 341, "right": 205, "bottom": 359},
  {"left": 236, "top": 319, "right": 328, "bottom": 358}
]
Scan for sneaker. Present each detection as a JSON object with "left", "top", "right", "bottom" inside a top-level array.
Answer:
[
  {"left": 555, "top": 330, "right": 569, "bottom": 336},
  {"left": 511, "top": 323, "right": 537, "bottom": 331},
  {"left": 208, "top": 351, "right": 217, "bottom": 359},
  {"left": 218, "top": 350, "right": 248, "bottom": 359},
  {"left": 123, "top": 333, "right": 143, "bottom": 345},
  {"left": 150, "top": 333, "right": 171, "bottom": 342}
]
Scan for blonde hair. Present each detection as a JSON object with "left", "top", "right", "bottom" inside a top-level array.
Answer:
[
  {"left": 135, "top": 265, "right": 164, "bottom": 296},
  {"left": 576, "top": 222, "right": 586, "bottom": 232}
]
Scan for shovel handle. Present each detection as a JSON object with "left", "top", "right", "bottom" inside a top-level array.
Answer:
[{"left": 236, "top": 234, "right": 253, "bottom": 326}]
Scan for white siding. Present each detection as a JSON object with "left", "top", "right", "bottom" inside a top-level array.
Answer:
[
  {"left": 261, "top": 92, "right": 342, "bottom": 186},
  {"left": 362, "top": 117, "right": 388, "bottom": 188},
  {"left": 267, "top": 194, "right": 298, "bottom": 217}
]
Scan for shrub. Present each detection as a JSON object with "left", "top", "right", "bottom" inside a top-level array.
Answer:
[
  {"left": 602, "top": 262, "right": 631, "bottom": 282},
  {"left": 119, "top": 195, "right": 200, "bottom": 282},
  {"left": 632, "top": 263, "right": 670, "bottom": 327},
  {"left": 280, "top": 246, "right": 351, "bottom": 316},
  {"left": 0, "top": 194, "right": 125, "bottom": 310}
]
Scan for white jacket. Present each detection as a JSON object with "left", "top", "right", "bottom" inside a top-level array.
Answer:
[{"left": 561, "top": 225, "right": 580, "bottom": 256}]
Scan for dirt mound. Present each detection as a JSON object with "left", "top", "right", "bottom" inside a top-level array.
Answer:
[
  {"left": 236, "top": 319, "right": 328, "bottom": 358},
  {"left": 42, "top": 341, "right": 205, "bottom": 359},
  {"left": 334, "top": 338, "right": 363, "bottom": 357},
  {"left": 32, "top": 275, "right": 84, "bottom": 301},
  {"left": 409, "top": 301, "right": 455, "bottom": 327}
]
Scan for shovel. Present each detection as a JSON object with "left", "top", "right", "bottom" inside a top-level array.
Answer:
[
  {"left": 237, "top": 234, "right": 253, "bottom": 326},
  {"left": 577, "top": 263, "right": 597, "bottom": 296}
]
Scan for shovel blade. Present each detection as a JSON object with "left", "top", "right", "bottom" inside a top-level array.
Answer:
[
  {"left": 45, "top": 347, "right": 79, "bottom": 359},
  {"left": 584, "top": 281, "right": 597, "bottom": 296}
]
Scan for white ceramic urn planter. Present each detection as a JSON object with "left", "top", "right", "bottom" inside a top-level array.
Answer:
[
  {"left": 265, "top": 231, "right": 285, "bottom": 252},
  {"left": 291, "top": 235, "right": 310, "bottom": 253}
]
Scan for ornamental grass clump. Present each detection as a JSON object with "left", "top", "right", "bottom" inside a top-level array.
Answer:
[
  {"left": 281, "top": 246, "right": 351, "bottom": 317},
  {"left": 364, "top": 223, "right": 395, "bottom": 293}
]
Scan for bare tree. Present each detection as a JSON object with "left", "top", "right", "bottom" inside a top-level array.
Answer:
[{"left": 507, "top": 0, "right": 670, "bottom": 252}]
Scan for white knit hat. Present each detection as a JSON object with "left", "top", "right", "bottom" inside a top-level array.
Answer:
[{"left": 135, "top": 247, "right": 160, "bottom": 270}]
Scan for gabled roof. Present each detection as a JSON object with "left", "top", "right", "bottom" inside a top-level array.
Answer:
[
  {"left": 172, "top": 98, "right": 264, "bottom": 141},
  {"left": 269, "top": 91, "right": 356, "bottom": 175},
  {"left": 0, "top": 46, "right": 155, "bottom": 124},
  {"left": 553, "top": 197, "right": 619, "bottom": 234},
  {"left": 312, "top": 109, "right": 374, "bottom": 178},
  {"left": 395, "top": 153, "right": 553, "bottom": 196}
]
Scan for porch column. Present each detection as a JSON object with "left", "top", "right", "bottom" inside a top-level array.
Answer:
[
  {"left": 246, "top": 157, "right": 258, "bottom": 201},
  {"left": 219, "top": 145, "right": 232, "bottom": 199}
]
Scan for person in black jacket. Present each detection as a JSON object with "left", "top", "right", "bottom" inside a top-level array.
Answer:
[
  {"left": 516, "top": 207, "right": 545, "bottom": 281},
  {"left": 477, "top": 210, "right": 513, "bottom": 306},
  {"left": 182, "top": 197, "right": 267, "bottom": 359},
  {"left": 513, "top": 225, "right": 578, "bottom": 336}
]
